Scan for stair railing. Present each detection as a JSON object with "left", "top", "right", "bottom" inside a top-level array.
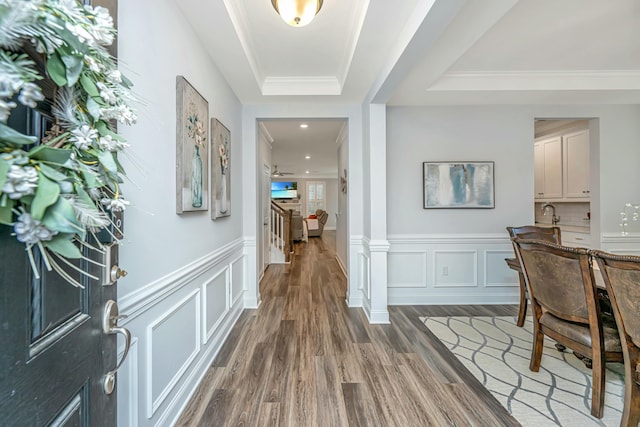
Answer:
[{"left": 270, "top": 201, "right": 293, "bottom": 262}]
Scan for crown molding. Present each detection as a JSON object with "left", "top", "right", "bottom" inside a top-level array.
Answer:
[
  {"left": 337, "top": 0, "right": 370, "bottom": 86},
  {"left": 429, "top": 70, "right": 640, "bottom": 92},
  {"left": 222, "top": 0, "right": 264, "bottom": 87},
  {"left": 261, "top": 76, "right": 342, "bottom": 96},
  {"left": 258, "top": 121, "right": 274, "bottom": 146}
]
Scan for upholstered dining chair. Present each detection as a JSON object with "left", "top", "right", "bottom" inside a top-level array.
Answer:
[
  {"left": 506, "top": 226, "right": 562, "bottom": 327},
  {"left": 513, "top": 239, "right": 623, "bottom": 418},
  {"left": 592, "top": 250, "right": 640, "bottom": 426}
]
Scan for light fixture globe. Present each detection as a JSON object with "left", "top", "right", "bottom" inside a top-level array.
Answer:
[{"left": 271, "top": 0, "right": 323, "bottom": 27}]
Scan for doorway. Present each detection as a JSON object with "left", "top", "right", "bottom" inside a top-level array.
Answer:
[
  {"left": 257, "top": 118, "right": 349, "bottom": 278},
  {"left": 533, "top": 118, "right": 599, "bottom": 248}
]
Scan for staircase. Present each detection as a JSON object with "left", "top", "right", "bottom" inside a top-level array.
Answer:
[{"left": 270, "top": 201, "right": 293, "bottom": 264}]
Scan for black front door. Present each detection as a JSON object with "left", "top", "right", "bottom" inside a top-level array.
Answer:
[
  {"left": 0, "top": 1, "right": 125, "bottom": 424},
  {"left": 0, "top": 106, "right": 123, "bottom": 426}
]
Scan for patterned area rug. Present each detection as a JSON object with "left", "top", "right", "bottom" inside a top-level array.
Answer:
[{"left": 420, "top": 316, "right": 625, "bottom": 427}]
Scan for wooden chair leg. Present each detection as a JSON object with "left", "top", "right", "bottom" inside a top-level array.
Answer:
[
  {"left": 590, "top": 352, "right": 605, "bottom": 418},
  {"left": 516, "top": 272, "right": 527, "bottom": 327},
  {"left": 621, "top": 373, "right": 640, "bottom": 427},
  {"left": 621, "top": 348, "right": 640, "bottom": 427},
  {"left": 529, "top": 321, "right": 544, "bottom": 372}
]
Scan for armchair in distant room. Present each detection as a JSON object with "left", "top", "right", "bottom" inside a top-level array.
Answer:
[{"left": 306, "top": 210, "right": 328, "bottom": 237}]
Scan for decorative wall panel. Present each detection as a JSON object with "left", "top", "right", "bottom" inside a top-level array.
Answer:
[
  {"left": 484, "top": 250, "right": 519, "bottom": 287},
  {"left": 203, "top": 268, "right": 228, "bottom": 344},
  {"left": 231, "top": 255, "right": 245, "bottom": 306},
  {"left": 117, "top": 338, "right": 139, "bottom": 427},
  {"left": 434, "top": 250, "right": 478, "bottom": 287},
  {"left": 147, "top": 290, "right": 201, "bottom": 417},
  {"left": 388, "top": 251, "right": 427, "bottom": 288}
]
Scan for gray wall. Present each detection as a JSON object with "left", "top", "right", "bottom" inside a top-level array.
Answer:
[{"left": 387, "top": 104, "right": 640, "bottom": 236}]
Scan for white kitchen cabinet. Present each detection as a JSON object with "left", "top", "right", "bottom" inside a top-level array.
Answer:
[
  {"left": 534, "top": 136, "right": 563, "bottom": 199},
  {"left": 534, "top": 129, "right": 590, "bottom": 201},
  {"left": 563, "top": 129, "right": 590, "bottom": 200},
  {"left": 562, "top": 230, "right": 591, "bottom": 248}
]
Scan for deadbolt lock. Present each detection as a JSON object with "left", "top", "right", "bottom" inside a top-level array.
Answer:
[{"left": 110, "top": 265, "right": 128, "bottom": 282}]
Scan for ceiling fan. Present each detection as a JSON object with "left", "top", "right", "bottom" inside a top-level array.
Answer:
[{"left": 272, "top": 165, "right": 293, "bottom": 177}]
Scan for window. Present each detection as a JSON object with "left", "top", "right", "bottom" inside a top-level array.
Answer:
[{"left": 306, "top": 181, "right": 325, "bottom": 215}]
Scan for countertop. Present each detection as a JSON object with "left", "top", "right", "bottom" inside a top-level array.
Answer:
[{"left": 534, "top": 222, "right": 590, "bottom": 234}]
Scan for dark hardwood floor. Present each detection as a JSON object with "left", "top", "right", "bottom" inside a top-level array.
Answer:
[{"left": 176, "top": 231, "right": 521, "bottom": 426}]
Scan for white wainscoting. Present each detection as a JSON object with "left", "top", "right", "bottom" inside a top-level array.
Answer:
[
  {"left": 117, "top": 338, "right": 139, "bottom": 427},
  {"left": 359, "top": 252, "right": 370, "bottom": 300},
  {"left": 346, "top": 236, "right": 365, "bottom": 307},
  {"left": 387, "top": 234, "right": 519, "bottom": 305},
  {"left": 485, "top": 250, "right": 518, "bottom": 287},
  {"left": 433, "top": 250, "right": 477, "bottom": 288},
  {"left": 117, "top": 238, "right": 246, "bottom": 427},
  {"left": 600, "top": 233, "right": 640, "bottom": 256},
  {"left": 388, "top": 250, "right": 427, "bottom": 288},
  {"left": 202, "top": 267, "right": 229, "bottom": 345},
  {"left": 147, "top": 289, "right": 201, "bottom": 417}
]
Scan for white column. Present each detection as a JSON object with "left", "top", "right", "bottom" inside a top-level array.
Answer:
[
  {"left": 242, "top": 107, "right": 259, "bottom": 308},
  {"left": 366, "top": 104, "right": 389, "bottom": 323}
]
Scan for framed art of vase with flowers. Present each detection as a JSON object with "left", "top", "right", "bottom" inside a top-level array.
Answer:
[
  {"left": 211, "top": 118, "right": 231, "bottom": 219},
  {"left": 176, "top": 76, "right": 209, "bottom": 213}
]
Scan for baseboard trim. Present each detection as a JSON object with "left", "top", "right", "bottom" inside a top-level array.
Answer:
[
  {"left": 335, "top": 255, "right": 347, "bottom": 278},
  {"left": 388, "top": 294, "right": 519, "bottom": 305},
  {"left": 367, "top": 309, "right": 390, "bottom": 324}
]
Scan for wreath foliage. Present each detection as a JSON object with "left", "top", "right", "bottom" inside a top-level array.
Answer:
[{"left": 0, "top": 0, "right": 136, "bottom": 286}]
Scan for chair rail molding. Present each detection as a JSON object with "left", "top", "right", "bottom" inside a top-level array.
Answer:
[{"left": 119, "top": 238, "right": 245, "bottom": 320}]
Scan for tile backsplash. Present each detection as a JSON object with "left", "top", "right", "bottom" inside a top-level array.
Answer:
[{"left": 534, "top": 202, "right": 591, "bottom": 228}]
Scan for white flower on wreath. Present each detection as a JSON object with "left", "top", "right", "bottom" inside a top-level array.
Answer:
[
  {"left": 87, "top": 6, "right": 115, "bottom": 46},
  {"left": 2, "top": 165, "right": 38, "bottom": 199},
  {"left": 96, "top": 81, "right": 117, "bottom": 105},
  {"left": 101, "top": 104, "right": 137, "bottom": 125},
  {"left": 18, "top": 82, "right": 44, "bottom": 108},
  {"left": 70, "top": 124, "right": 98, "bottom": 150},
  {"left": 14, "top": 212, "right": 58, "bottom": 245},
  {"left": 101, "top": 196, "right": 130, "bottom": 212},
  {"left": 98, "top": 134, "right": 128, "bottom": 151}
]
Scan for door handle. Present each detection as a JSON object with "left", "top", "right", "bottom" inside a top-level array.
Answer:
[{"left": 102, "top": 299, "right": 131, "bottom": 395}]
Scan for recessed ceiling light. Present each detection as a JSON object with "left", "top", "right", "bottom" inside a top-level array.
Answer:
[
  {"left": 300, "top": 123, "right": 308, "bottom": 129},
  {"left": 305, "top": 170, "right": 310, "bottom": 174},
  {"left": 305, "top": 155, "right": 311, "bottom": 159}
]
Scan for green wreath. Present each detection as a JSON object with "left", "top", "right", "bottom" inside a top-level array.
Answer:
[{"left": 0, "top": 0, "right": 136, "bottom": 287}]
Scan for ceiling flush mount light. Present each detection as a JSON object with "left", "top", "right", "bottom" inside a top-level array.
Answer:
[
  {"left": 305, "top": 155, "right": 311, "bottom": 159},
  {"left": 271, "top": 0, "right": 323, "bottom": 27}
]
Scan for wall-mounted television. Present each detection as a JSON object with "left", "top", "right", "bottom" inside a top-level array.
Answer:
[{"left": 271, "top": 181, "right": 298, "bottom": 199}]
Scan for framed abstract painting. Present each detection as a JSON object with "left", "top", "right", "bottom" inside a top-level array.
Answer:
[
  {"left": 211, "top": 118, "right": 230, "bottom": 219},
  {"left": 176, "top": 76, "right": 209, "bottom": 213},
  {"left": 423, "top": 161, "right": 495, "bottom": 209}
]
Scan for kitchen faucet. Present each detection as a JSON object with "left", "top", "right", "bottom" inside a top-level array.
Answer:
[{"left": 542, "top": 203, "right": 560, "bottom": 225}]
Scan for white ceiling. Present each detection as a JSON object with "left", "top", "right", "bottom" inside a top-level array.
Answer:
[
  {"left": 261, "top": 119, "right": 345, "bottom": 178},
  {"left": 175, "top": 0, "right": 640, "bottom": 175}
]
